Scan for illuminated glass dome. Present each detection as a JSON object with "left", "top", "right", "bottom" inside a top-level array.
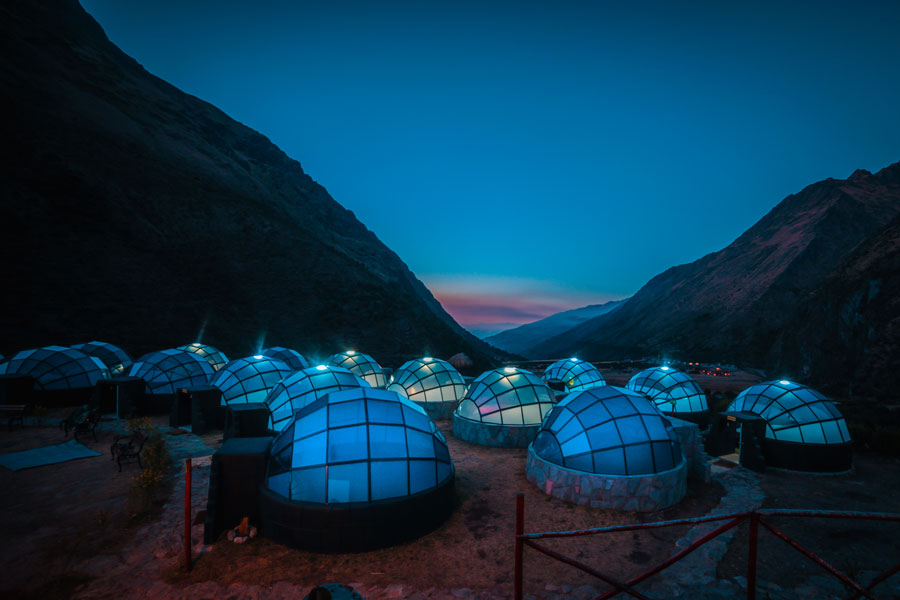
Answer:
[
  {"left": 178, "top": 343, "right": 229, "bottom": 371},
  {"left": 532, "top": 386, "right": 683, "bottom": 476},
  {"left": 327, "top": 351, "right": 386, "bottom": 388},
  {"left": 542, "top": 358, "right": 606, "bottom": 394},
  {"left": 71, "top": 341, "right": 132, "bottom": 376},
  {"left": 262, "top": 347, "right": 310, "bottom": 371},
  {"left": 129, "top": 348, "right": 216, "bottom": 395},
  {"left": 726, "top": 380, "right": 851, "bottom": 471},
  {"left": 456, "top": 367, "right": 555, "bottom": 426},
  {"left": 265, "top": 365, "right": 369, "bottom": 431},
  {"left": 387, "top": 357, "right": 467, "bottom": 419},
  {"left": 211, "top": 355, "right": 292, "bottom": 406},
  {"left": 626, "top": 366, "right": 708, "bottom": 416},
  {"left": 0, "top": 346, "right": 108, "bottom": 390},
  {"left": 260, "top": 387, "right": 455, "bottom": 552}
]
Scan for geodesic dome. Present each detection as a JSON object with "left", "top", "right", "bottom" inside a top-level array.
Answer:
[
  {"left": 455, "top": 367, "right": 555, "bottom": 426},
  {"left": 178, "top": 343, "right": 229, "bottom": 371},
  {"left": 266, "top": 387, "right": 453, "bottom": 504},
  {"left": 262, "top": 347, "right": 310, "bottom": 371},
  {"left": 265, "top": 365, "right": 369, "bottom": 431},
  {"left": 387, "top": 357, "right": 467, "bottom": 404},
  {"left": 211, "top": 355, "right": 292, "bottom": 406},
  {"left": 542, "top": 358, "right": 605, "bottom": 394},
  {"left": 0, "top": 345, "right": 108, "bottom": 390},
  {"left": 626, "top": 366, "right": 708, "bottom": 415},
  {"left": 327, "top": 351, "right": 386, "bottom": 388},
  {"left": 727, "top": 380, "right": 850, "bottom": 446},
  {"left": 532, "top": 386, "right": 683, "bottom": 476},
  {"left": 71, "top": 341, "right": 132, "bottom": 376},
  {"left": 129, "top": 348, "right": 216, "bottom": 395}
]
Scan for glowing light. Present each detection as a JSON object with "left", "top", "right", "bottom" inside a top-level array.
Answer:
[
  {"left": 423, "top": 357, "right": 433, "bottom": 362},
  {"left": 779, "top": 380, "right": 790, "bottom": 385},
  {"left": 192, "top": 343, "right": 201, "bottom": 347},
  {"left": 346, "top": 350, "right": 356, "bottom": 356},
  {"left": 316, "top": 365, "right": 328, "bottom": 371},
  {"left": 661, "top": 366, "right": 670, "bottom": 371},
  {"left": 569, "top": 357, "right": 579, "bottom": 362},
  {"left": 253, "top": 355, "right": 263, "bottom": 360},
  {"left": 504, "top": 367, "right": 517, "bottom": 373}
]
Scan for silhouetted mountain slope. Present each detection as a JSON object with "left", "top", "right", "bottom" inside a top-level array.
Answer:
[
  {"left": 772, "top": 211, "right": 900, "bottom": 399},
  {"left": 0, "top": 0, "right": 499, "bottom": 367},
  {"left": 484, "top": 300, "right": 627, "bottom": 357},
  {"left": 532, "top": 163, "right": 900, "bottom": 384}
]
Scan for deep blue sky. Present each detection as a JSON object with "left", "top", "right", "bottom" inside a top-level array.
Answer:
[{"left": 81, "top": 0, "right": 900, "bottom": 331}]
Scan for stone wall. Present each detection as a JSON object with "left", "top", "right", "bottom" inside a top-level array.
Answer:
[
  {"left": 451, "top": 413, "right": 540, "bottom": 448},
  {"left": 669, "top": 416, "right": 711, "bottom": 483},
  {"left": 525, "top": 447, "right": 688, "bottom": 512},
  {"left": 416, "top": 400, "right": 459, "bottom": 421}
]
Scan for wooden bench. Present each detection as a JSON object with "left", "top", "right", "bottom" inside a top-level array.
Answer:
[
  {"left": 0, "top": 405, "right": 25, "bottom": 430},
  {"left": 73, "top": 410, "right": 101, "bottom": 442}
]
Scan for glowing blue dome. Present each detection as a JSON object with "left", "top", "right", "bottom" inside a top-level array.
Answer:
[
  {"left": 533, "top": 386, "right": 683, "bottom": 476},
  {"left": 261, "top": 346, "right": 310, "bottom": 371},
  {"left": 387, "top": 357, "right": 467, "bottom": 404},
  {"left": 212, "top": 355, "right": 292, "bottom": 406},
  {"left": 727, "top": 380, "right": 850, "bottom": 445},
  {"left": 265, "top": 365, "right": 369, "bottom": 431},
  {"left": 266, "top": 388, "right": 453, "bottom": 503},
  {"left": 71, "top": 341, "right": 132, "bottom": 376},
  {"left": 455, "top": 367, "right": 555, "bottom": 426},
  {"left": 128, "top": 348, "right": 215, "bottom": 395},
  {"left": 542, "top": 358, "right": 605, "bottom": 393},
  {"left": 0, "top": 346, "right": 108, "bottom": 390},
  {"left": 177, "top": 343, "right": 229, "bottom": 371},
  {"left": 626, "top": 366, "right": 708, "bottom": 414},
  {"left": 327, "top": 351, "right": 386, "bottom": 388}
]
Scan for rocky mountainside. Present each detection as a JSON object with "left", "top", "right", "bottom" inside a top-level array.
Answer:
[
  {"left": 484, "top": 300, "right": 627, "bottom": 356},
  {"left": 773, "top": 211, "right": 900, "bottom": 398},
  {"left": 532, "top": 163, "right": 900, "bottom": 393},
  {"left": 0, "top": 0, "right": 499, "bottom": 368}
]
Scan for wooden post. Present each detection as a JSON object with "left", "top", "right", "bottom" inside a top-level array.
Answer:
[
  {"left": 747, "top": 511, "right": 758, "bottom": 599},
  {"left": 184, "top": 458, "right": 192, "bottom": 570},
  {"left": 515, "top": 493, "right": 524, "bottom": 600}
]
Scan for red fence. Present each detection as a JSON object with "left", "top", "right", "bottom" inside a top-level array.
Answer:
[{"left": 513, "top": 493, "right": 900, "bottom": 600}]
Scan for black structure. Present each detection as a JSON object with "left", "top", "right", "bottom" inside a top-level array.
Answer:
[
  {"left": 706, "top": 412, "right": 766, "bottom": 472},
  {"left": 259, "top": 474, "right": 455, "bottom": 553},
  {"left": 170, "top": 386, "right": 224, "bottom": 434},
  {"left": 0, "top": 375, "right": 34, "bottom": 406},
  {"left": 96, "top": 377, "right": 144, "bottom": 417},
  {"left": 224, "top": 403, "right": 270, "bottom": 439},
  {"left": 763, "top": 436, "right": 853, "bottom": 472},
  {"left": 204, "top": 436, "right": 272, "bottom": 544}
]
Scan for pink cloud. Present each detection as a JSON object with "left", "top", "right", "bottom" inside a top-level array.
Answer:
[{"left": 433, "top": 292, "right": 578, "bottom": 327}]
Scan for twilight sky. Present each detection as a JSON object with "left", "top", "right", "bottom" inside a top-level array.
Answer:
[{"left": 81, "top": 0, "right": 900, "bottom": 333}]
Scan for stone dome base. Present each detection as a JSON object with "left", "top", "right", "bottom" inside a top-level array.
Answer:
[
  {"left": 526, "top": 446, "right": 687, "bottom": 512},
  {"left": 414, "top": 399, "right": 459, "bottom": 420},
  {"left": 452, "top": 413, "right": 540, "bottom": 448}
]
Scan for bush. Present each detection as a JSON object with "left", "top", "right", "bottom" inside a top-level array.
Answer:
[{"left": 128, "top": 426, "right": 172, "bottom": 517}]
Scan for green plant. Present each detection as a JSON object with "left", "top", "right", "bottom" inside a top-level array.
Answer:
[
  {"left": 126, "top": 416, "right": 151, "bottom": 435},
  {"left": 128, "top": 429, "right": 172, "bottom": 516}
]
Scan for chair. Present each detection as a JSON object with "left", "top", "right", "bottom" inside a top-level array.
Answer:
[
  {"left": 111, "top": 431, "right": 146, "bottom": 471},
  {"left": 72, "top": 409, "right": 101, "bottom": 442}
]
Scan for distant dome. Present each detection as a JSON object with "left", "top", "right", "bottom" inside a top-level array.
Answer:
[
  {"left": 71, "top": 341, "right": 132, "bottom": 376},
  {"left": 626, "top": 366, "right": 708, "bottom": 414},
  {"left": 178, "top": 343, "right": 229, "bottom": 371},
  {"left": 727, "top": 380, "right": 850, "bottom": 446},
  {"left": 388, "top": 357, "right": 467, "bottom": 404},
  {"left": 212, "top": 355, "right": 292, "bottom": 406},
  {"left": 129, "top": 348, "right": 215, "bottom": 395},
  {"left": 328, "top": 351, "right": 386, "bottom": 388},
  {"left": 265, "top": 365, "right": 368, "bottom": 431},
  {"left": 455, "top": 367, "right": 555, "bottom": 426},
  {"left": 261, "top": 347, "right": 310, "bottom": 371},
  {"left": 533, "top": 386, "right": 683, "bottom": 476},
  {"left": 448, "top": 353, "right": 473, "bottom": 369},
  {"left": 0, "top": 345, "right": 108, "bottom": 390},
  {"left": 542, "top": 358, "right": 605, "bottom": 394}
]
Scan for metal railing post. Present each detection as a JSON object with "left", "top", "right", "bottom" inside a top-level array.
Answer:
[
  {"left": 515, "top": 493, "right": 524, "bottom": 600},
  {"left": 747, "top": 511, "right": 759, "bottom": 599},
  {"left": 184, "top": 457, "right": 192, "bottom": 570}
]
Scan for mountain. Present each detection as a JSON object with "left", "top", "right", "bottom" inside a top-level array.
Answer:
[
  {"left": 531, "top": 163, "right": 900, "bottom": 387},
  {"left": 465, "top": 323, "right": 522, "bottom": 339},
  {"left": 484, "top": 300, "right": 627, "bottom": 356},
  {"left": 772, "top": 211, "right": 900, "bottom": 399},
  {"left": 0, "top": 0, "right": 500, "bottom": 368}
]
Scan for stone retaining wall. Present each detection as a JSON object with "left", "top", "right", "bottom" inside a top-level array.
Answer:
[
  {"left": 669, "top": 416, "right": 711, "bottom": 482},
  {"left": 451, "top": 413, "right": 540, "bottom": 448},
  {"left": 526, "top": 447, "right": 688, "bottom": 511},
  {"left": 415, "top": 400, "right": 459, "bottom": 421}
]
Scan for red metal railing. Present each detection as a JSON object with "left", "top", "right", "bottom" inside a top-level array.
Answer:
[{"left": 513, "top": 493, "right": 900, "bottom": 600}]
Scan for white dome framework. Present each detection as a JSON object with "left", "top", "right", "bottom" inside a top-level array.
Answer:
[
  {"left": 129, "top": 348, "right": 215, "bottom": 395},
  {"left": 178, "top": 343, "right": 229, "bottom": 371},
  {"left": 542, "top": 358, "right": 605, "bottom": 394},
  {"left": 328, "top": 351, "right": 386, "bottom": 388},
  {"left": 211, "top": 355, "right": 292, "bottom": 406},
  {"left": 387, "top": 357, "right": 467, "bottom": 420},
  {"left": 626, "top": 366, "right": 708, "bottom": 418},
  {"left": 265, "top": 365, "right": 368, "bottom": 431}
]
